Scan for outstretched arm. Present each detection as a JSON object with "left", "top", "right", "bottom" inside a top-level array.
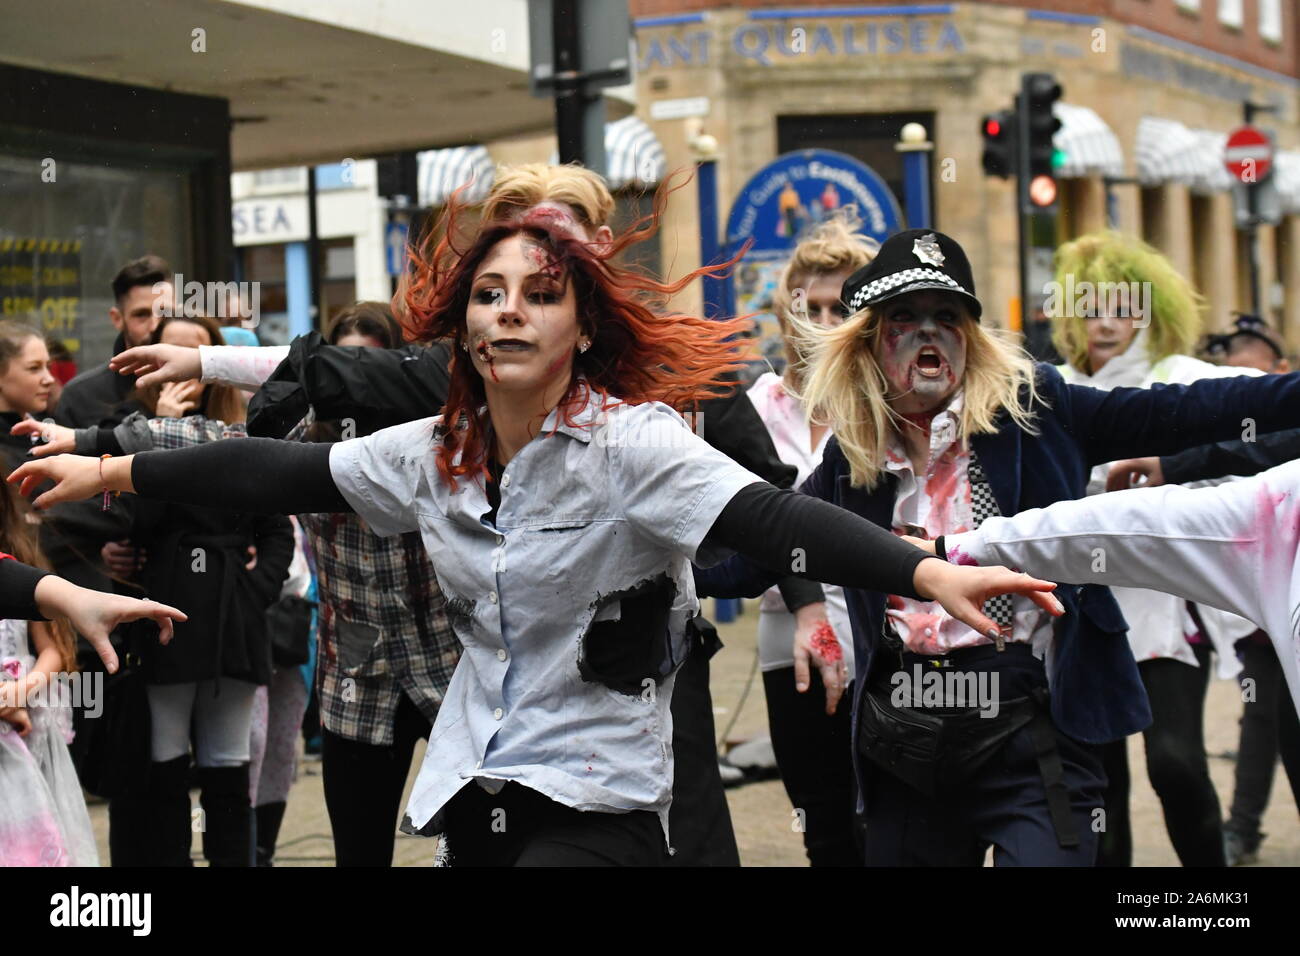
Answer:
[
  {"left": 9, "top": 441, "right": 350, "bottom": 516},
  {"left": 940, "top": 469, "right": 1278, "bottom": 634}
]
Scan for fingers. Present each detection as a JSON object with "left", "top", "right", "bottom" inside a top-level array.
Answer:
[
  {"left": 793, "top": 640, "right": 811, "bottom": 694},
  {"left": 10, "top": 419, "right": 40, "bottom": 438},
  {"left": 818, "top": 658, "right": 846, "bottom": 715},
  {"left": 86, "top": 632, "right": 119, "bottom": 674},
  {"left": 1104, "top": 467, "right": 1132, "bottom": 493}
]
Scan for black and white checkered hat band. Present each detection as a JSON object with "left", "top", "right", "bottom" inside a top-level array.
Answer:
[{"left": 848, "top": 268, "right": 965, "bottom": 312}]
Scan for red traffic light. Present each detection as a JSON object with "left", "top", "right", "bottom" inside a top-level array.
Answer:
[
  {"left": 984, "top": 118, "right": 1002, "bottom": 137},
  {"left": 1029, "top": 174, "right": 1058, "bottom": 207}
]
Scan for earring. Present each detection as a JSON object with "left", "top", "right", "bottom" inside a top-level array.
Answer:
[
  {"left": 578, "top": 340, "right": 591, "bottom": 353},
  {"left": 459, "top": 340, "right": 468, "bottom": 352}
]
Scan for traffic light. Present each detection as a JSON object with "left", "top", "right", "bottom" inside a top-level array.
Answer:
[
  {"left": 1020, "top": 73, "right": 1063, "bottom": 209},
  {"left": 980, "top": 110, "right": 1017, "bottom": 179}
]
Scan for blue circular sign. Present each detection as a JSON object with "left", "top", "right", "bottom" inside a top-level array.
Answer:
[{"left": 724, "top": 148, "right": 902, "bottom": 255}]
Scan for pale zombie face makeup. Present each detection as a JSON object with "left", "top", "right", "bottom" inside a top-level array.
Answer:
[
  {"left": 1084, "top": 311, "right": 1138, "bottom": 373},
  {"left": 873, "top": 290, "right": 968, "bottom": 416},
  {"left": 464, "top": 233, "right": 586, "bottom": 392}
]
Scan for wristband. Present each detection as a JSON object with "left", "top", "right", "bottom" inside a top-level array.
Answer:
[
  {"left": 99, "top": 454, "right": 119, "bottom": 512},
  {"left": 933, "top": 535, "right": 948, "bottom": 562}
]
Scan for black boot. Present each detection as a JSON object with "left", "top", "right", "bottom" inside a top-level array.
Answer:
[
  {"left": 145, "top": 756, "right": 194, "bottom": 867},
  {"left": 255, "top": 801, "right": 287, "bottom": 867},
  {"left": 197, "top": 764, "right": 253, "bottom": 867}
]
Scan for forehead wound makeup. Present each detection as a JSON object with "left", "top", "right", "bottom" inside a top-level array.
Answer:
[
  {"left": 521, "top": 237, "right": 564, "bottom": 283},
  {"left": 521, "top": 204, "right": 577, "bottom": 234}
]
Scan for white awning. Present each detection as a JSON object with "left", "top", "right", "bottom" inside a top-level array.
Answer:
[
  {"left": 547, "top": 115, "right": 667, "bottom": 189},
  {"left": 1273, "top": 152, "right": 1300, "bottom": 215},
  {"left": 417, "top": 145, "right": 496, "bottom": 207},
  {"left": 1135, "top": 117, "right": 1233, "bottom": 193},
  {"left": 1052, "top": 103, "right": 1123, "bottom": 179}
]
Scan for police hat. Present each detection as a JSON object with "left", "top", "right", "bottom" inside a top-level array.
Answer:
[{"left": 841, "top": 229, "right": 982, "bottom": 321}]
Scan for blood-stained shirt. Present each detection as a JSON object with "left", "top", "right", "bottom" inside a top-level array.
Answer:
[{"left": 882, "top": 393, "right": 1051, "bottom": 657}]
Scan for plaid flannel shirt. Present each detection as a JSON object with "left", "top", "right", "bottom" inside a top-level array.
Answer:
[
  {"left": 286, "top": 419, "right": 459, "bottom": 746},
  {"left": 142, "top": 413, "right": 460, "bottom": 746}
]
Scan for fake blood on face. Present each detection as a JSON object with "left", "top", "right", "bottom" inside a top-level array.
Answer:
[
  {"left": 475, "top": 339, "right": 499, "bottom": 382},
  {"left": 808, "top": 620, "right": 842, "bottom": 663}
]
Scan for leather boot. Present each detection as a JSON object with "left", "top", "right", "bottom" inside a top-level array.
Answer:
[
  {"left": 197, "top": 764, "right": 253, "bottom": 867},
  {"left": 255, "top": 801, "right": 287, "bottom": 866},
  {"left": 139, "top": 756, "right": 194, "bottom": 866}
]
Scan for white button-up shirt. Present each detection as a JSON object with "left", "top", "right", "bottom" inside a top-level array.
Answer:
[
  {"left": 328, "top": 391, "right": 760, "bottom": 842},
  {"left": 881, "top": 393, "right": 1050, "bottom": 656}
]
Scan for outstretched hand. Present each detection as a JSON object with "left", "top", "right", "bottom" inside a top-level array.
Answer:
[
  {"left": 33, "top": 576, "right": 186, "bottom": 674},
  {"left": 109, "top": 343, "right": 202, "bottom": 389},
  {"left": 911, "top": 558, "right": 1063, "bottom": 639},
  {"left": 8, "top": 455, "right": 107, "bottom": 510},
  {"left": 10, "top": 418, "right": 76, "bottom": 457}
]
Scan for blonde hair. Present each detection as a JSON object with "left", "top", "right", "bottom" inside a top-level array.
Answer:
[
  {"left": 1051, "top": 231, "right": 1204, "bottom": 373},
  {"left": 481, "top": 163, "right": 615, "bottom": 229},
  {"left": 793, "top": 302, "right": 1041, "bottom": 489},
  {"left": 771, "top": 210, "right": 879, "bottom": 389}
]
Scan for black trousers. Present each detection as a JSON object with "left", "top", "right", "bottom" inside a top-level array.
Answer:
[
  {"left": 664, "top": 624, "right": 741, "bottom": 866},
  {"left": 320, "top": 692, "right": 431, "bottom": 867},
  {"left": 442, "top": 781, "right": 666, "bottom": 867},
  {"left": 1099, "top": 643, "right": 1225, "bottom": 866},
  {"left": 763, "top": 667, "right": 861, "bottom": 866},
  {"left": 1227, "top": 638, "right": 1300, "bottom": 840},
  {"left": 861, "top": 649, "right": 1105, "bottom": 867}
]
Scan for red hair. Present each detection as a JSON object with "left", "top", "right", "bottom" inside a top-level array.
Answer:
[{"left": 403, "top": 177, "right": 752, "bottom": 487}]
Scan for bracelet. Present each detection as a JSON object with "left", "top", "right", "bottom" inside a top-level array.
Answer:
[{"left": 99, "top": 454, "right": 118, "bottom": 512}]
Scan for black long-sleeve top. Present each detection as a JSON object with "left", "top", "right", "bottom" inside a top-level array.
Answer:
[
  {"left": 131, "top": 438, "right": 935, "bottom": 601},
  {"left": 0, "top": 557, "right": 51, "bottom": 621}
]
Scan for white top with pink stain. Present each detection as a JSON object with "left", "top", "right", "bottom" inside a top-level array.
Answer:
[
  {"left": 945, "top": 458, "right": 1300, "bottom": 713},
  {"left": 881, "top": 392, "right": 1052, "bottom": 657}
]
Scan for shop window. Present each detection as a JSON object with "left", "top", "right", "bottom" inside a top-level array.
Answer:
[
  {"left": 776, "top": 112, "right": 932, "bottom": 225},
  {"left": 1139, "top": 186, "right": 1164, "bottom": 247},
  {"left": 237, "top": 244, "right": 289, "bottom": 345},
  {"left": 0, "top": 151, "right": 191, "bottom": 370},
  {"left": 609, "top": 188, "right": 661, "bottom": 280},
  {"left": 1259, "top": 0, "right": 1283, "bottom": 43},
  {"left": 1189, "top": 193, "right": 1214, "bottom": 305},
  {"left": 1174, "top": 0, "right": 1200, "bottom": 13},
  {"left": 319, "top": 237, "right": 357, "bottom": 329}
]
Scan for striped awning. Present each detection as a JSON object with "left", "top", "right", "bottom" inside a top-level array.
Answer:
[
  {"left": 1052, "top": 103, "right": 1123, "bottom": 179},
  {"left": 547, "top": 115, "right": 667, "bottom": 189},
  {"left": 416, "top": 145, "right": 496, "bottom": 207},
  {"left": 1135, "top": 117, "right": 1205, "bottom": 187},
  {"left": 1134, "top": 117, "right": 1235, "bottom": 193}
]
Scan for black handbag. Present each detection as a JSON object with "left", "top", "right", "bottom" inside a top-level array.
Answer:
[
  {"left": 266, "top": 594, "right": 316, "bottom": 668},
  {"left": 77, "top": 641, "right": 152, "bottom": 800},
  {"left": 855, "top": 684, "right": 1036, "bottom": 797}
]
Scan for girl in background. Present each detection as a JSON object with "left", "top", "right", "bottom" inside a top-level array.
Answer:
[
  {"left": 0, "top": 476, "right": 97, "bottom": 865},
  {"left": 753, "top": 212, "right": 878, "bottom": 866},
  {"left": 1051, "top": 232, "right": 1257, "bottom": 867}
]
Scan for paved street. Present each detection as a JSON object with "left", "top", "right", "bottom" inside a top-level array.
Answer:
[{"left": 86, "top": 601, "right": 1299, "bottom": 867}]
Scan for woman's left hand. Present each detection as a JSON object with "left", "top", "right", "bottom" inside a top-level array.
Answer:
[{"left": 911, "top": 558, "right": 1063, "bottom": 639}]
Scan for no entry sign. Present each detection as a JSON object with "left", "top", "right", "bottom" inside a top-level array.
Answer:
[{"left": 1224, "top": 126, "right": 1274, "bottom": 183}]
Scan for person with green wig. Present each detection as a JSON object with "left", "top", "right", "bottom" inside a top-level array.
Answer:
[{"left": 1049, "top": 230, "right": 1258, "bottom": 867}]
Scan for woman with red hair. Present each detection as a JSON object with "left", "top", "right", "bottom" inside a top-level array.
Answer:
[{"left": 11, "top": 210, "right": 1059, "bottom": 866}]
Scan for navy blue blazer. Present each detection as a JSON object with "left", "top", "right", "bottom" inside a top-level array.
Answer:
[{"left": 697, "top": 363, "right": 1300, "bottom": 745}]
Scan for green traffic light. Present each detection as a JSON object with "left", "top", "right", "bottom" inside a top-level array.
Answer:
[{"left": 1052, "top": 148, "right": 1067, "bottom": 170}]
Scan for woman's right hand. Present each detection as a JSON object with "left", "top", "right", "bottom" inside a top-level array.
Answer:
[
  {"left": 155, "top": 380, "right": 203, "bottom": 418},
  {"left": 7, "top": 454, "right": 124, "bottom": 510},
  {"left": 0, "top": 706, "right": 31, "bottom": 737},
  {"left": 32, "top": 576, "right": 186, "bottom": 674},
  {"left": 9, "top": 419, "right": 77, "bottom": 457},
  {"left": 109, "top": 344, "right": 202, "bottom": 389}
]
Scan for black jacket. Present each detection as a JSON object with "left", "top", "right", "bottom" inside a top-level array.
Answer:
[
  {"left": 1160, "top": 426, "right": 1300, "bottom": 484},
  {"left": 129, "top": 489, "right": 293, "bottom": 687},
  {"left": 54, "top": 332, "right": 147, "bottom": 429}
]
